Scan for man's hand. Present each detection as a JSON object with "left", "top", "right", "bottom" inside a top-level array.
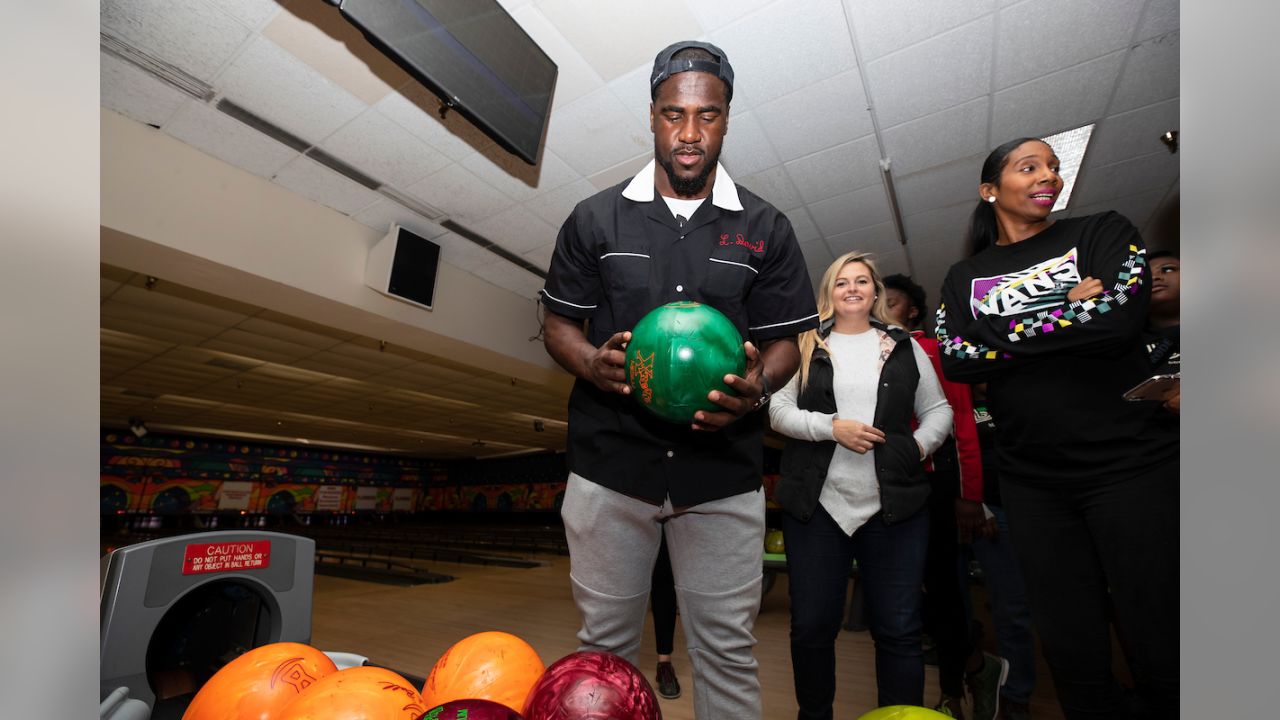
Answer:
[
  {"left": 956, "top": 498, "right": 996, "bottom": 543},
  {"left": 692, "top": 341, "right": 763, "bottom": 431},
  {"left": 583, "top": 330, "right": 632, "bottom": 395},
  {"left": 1067, "top": 276, "right": 1104, "bottom": 302},
  {"left": 832, "top": 418, "right": 886, "bottom": 453}
]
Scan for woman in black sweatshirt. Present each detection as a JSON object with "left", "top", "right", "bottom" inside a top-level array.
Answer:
[{"left": 934, "top": 137, "right": 1178, "bottom": 719}]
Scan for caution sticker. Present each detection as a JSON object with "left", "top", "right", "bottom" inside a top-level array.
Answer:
[{"left": 182, "top": 540, "right": 271, "bottom": 575}]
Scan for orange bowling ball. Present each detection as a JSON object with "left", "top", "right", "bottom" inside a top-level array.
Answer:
[
  {"left": 182, "top": 641, "right": 338, "bottom": 720},
  {"left": 277, "top": 666, "right": 427, "bottom": 720},
  {"left": 422, "top": 631, "right": 545, "bottom": 714}
]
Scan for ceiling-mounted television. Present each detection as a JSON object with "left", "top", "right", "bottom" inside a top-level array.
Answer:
[{"left": 331, "top": 0, "right": 558, "bottom": 165}]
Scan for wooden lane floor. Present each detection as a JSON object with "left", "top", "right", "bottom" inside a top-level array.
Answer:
[{"left": 312, "top": 552, "right": 1068, "bottom": 720}]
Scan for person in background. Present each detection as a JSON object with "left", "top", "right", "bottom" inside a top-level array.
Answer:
[
  {"left": 883, "top": 273, "right": 1007, "bottom": 720},
  {"left": 963, "top": 383, "right": 1038, "bottom": 720},
  {"left": 539, "top": 40, "right": 818, "bottom": 719},
  {"left": 770, "top": 251, "right": 953, "bottom": 718},
  {"left": 1144, "top": 251, "right": 1180, "bottom": 416},
  {"left": 934, "top": 137, "right": 1179, "bottom": 719},
  {"left": 650, "top": 534, "right": 681, "bottom": 699}
]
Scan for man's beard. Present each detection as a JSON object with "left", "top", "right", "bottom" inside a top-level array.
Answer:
[{"left": 657, "top": 149, "right": 719, "bottom": 197}]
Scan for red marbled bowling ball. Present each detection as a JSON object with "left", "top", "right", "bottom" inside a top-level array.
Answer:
[
  {"left": 521, "top": 651, "right": 660, "bottom": 720},
  {"left": 422, "top": 698, "right": 524, "bottom": 719}
]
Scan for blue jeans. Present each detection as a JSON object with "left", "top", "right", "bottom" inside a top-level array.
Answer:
[
  {"left": 968, "top": 504, "right": 1036, "bottom": 705},
  {"left": 783, "top": 505, "right": 930, "bottom": 719}
]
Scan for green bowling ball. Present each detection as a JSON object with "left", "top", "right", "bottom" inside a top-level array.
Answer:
[
  {"left": 857, "top": 706, "right": 953, "bottom": 720},
  {"left": 764, "top": 529, "right": 785, "bottom": 554},
  {"left": 625, "top": 301, "right": 746, "bottom": 424}
]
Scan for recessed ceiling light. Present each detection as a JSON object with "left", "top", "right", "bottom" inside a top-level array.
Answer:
[{"left": 1040, "top": 123, "right": 1095, "bottom": 212}]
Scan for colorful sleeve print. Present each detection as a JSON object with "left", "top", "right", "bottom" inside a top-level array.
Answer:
[{"left": 937, "top": 244, "right": 1146, "bottom": 360}]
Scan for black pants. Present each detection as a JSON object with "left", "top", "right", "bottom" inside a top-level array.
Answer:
[
  {"left": 651, "top": 532, "right": 677, "bottom": 656},
  {"left": 1002, "top": 460, "right": 1178, "bottom": 719},
  {"left": 922, "top": 470, "right": 973, "bottom": 698}
]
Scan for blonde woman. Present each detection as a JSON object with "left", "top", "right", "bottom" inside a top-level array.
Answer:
[{"left": 770, "top": 252, "right": 953, "bottom": 718}]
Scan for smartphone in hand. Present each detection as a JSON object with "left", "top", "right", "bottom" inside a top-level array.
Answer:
[{"left": 1123, "top": 374, "right": 1179, "bottom": 402}]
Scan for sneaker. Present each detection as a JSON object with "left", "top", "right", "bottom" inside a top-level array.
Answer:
[
  {"left": 655, "top": 661, "right": 681, "bottom": 699},
  {"left": 933, "top": 694, "right": 965, "bottom": 719},
  {"left": 1000, "top": 699, "right": 1031, "bottom": 720},
  {"left": 965, "top": 652, "right": 1010, "bottom": 720}
]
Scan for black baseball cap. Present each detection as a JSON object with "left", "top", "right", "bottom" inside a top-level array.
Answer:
[{"left": 650, "top": 41, "right": 734, "bottom": 102}]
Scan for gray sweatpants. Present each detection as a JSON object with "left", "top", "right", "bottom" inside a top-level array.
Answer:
[{"left": 560, "top": 473, "right": 765, "bottom": 720}]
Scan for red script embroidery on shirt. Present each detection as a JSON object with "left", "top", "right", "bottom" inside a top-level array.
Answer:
[{"left": 718, "top": 233, "right": 765, "bottom": 253}]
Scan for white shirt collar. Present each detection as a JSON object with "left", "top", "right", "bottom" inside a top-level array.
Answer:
[{"left": 621, "top": 159, "right": 743, "bottom": 212}]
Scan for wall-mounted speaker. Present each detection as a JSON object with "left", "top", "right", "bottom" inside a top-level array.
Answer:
[{"left": 364, "top": 224, "right": 441, "bottom": 311}]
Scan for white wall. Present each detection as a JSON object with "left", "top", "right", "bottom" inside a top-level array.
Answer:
[{"left": 100, "top": 108, "right": 563, "bottom": 385}]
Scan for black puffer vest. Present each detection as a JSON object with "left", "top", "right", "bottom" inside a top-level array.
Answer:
[{"left": 775, "top": 321, "right": 930, "bottom": 525}]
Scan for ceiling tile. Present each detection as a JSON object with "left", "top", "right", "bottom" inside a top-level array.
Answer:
[
  {"left": 824, "top": 220, "right": 899, "bottom": 259},
  {"left": 233, "top": 317, "right": 345, "bottom": 350},
  {"left": 162, "top": 99, "right": 297, "bottom": 179},
  {"left": 587, "top": 153, "right": 652, "bottom": 191},
  {"left": 719, "top": 111, "right": 780, "bottom": 178},
  {"left": 893, "top": 152, "right": 987, "bottom": 218},
  {"left": 847, "top": 0, "right": 996, "bottom": 62},
  {"left": 1068, "top": 186, "right": 1170, "bottom": 230},
  {"left": 799, "top": 238, "right": 835, "bottom": 278},
  {"left": 352, "top": 200, "right": 448, "bottom": 240},
  {"left": 508, "top": 4, "right": 605, "bottom": 108},
  {"left": 545, "top": 86, "right": 651, "bottom": 176},
  {"left": 102, "top": 0, "right": 252, "bottom": 82},
  {"left": 1088, "top": 99, "right": 1179, "bottom": 168},
  {"left": 784, "top": 134, "right": 883, "bottom": 205},
  {"left": 992, "top": 51, "right": 1125, "bottom": 141},
  {"left": 525, "top": 178, "right": 596, "bottom": 227},
  {"left": 470, "top": 204, "right": 560, "bottom": 255},
  {"left": 755, "top": 70, "right": 873, "bottom": 161},
  {"left": 375, "top": 84, "right": 494, "bottom": 162},
  {"left": 785, "top": 206, "right": 822, "bottom": 244},
  {"left": 1136, "top": 0, "right": 1179, "bottom": 42},
  {"left": 864, "top": 15, "right": 993, "bottom": 129},
  {"left": 522, "top": 243, "right": 556, "bottom": 272},
  {"left": 320, "top": 109, "right": 450, "bottom": 188},
  {"left": 606, "top": 62, "right": 657, "bottom": 127},
  {"left": 903, "top": 200, "right": 974, "bottom": 249},
  {"left": 459, "top": 147, "right": 579, "bottom": 203},
  {"left": 435, "top": 232, "right": 500, "bottom": 273},
  {"left": 711, "top": 0, "right": 856, "bottom": 107},
  {"left": 1109, "top": 31, "right": 1179, "bottom": 114},
  {"left": 882, "top": 97, "right": 989, "bottom": 178},
  {"left": 995, "top": 0, "right": 1144, "bottom": 89},
  {"left": 536, "top": 0, "right": 701, "bottom": 81},
  {"left": 471, "top": 262, "right": 544, "bottom": 300},
  {"left": 404, "top": 163, "right": 515, "bottom": 224},
  {"left": 262, "top": 1, "right": 409, "bottom": 106},
  {"left": 101, "top": 52, "right": 192, "bottom": 128},
  {"left": 214, "top": 0, "right": 288, "bottom": 30},
  {"left": 685, "top": 0, "right": 775, "bottom": 32},
  {"left": 808, "top": 185, "right": 893, "bottom": 237},
  {"left": 216, "top": 36, "right": 368, "bottom": 143},
  {"left": 739, "top": 165, "right": 802, "bottom": 211},
  {"left": 1071, "top": 150, "right": 1179, "bottom": 208},
  {"left": 868, "top": 245, "right": 910, "bottom": 277},
  {"left": 272, "top": 156, "right": 383, "bottom": 216}
]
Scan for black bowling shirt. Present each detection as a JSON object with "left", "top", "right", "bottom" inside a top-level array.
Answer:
[{"left": 541, "top": 162, "right": 819, "bottom": 507}]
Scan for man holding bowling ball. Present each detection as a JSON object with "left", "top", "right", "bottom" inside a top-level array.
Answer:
[{"left": 540, "top": 40, "right": 819, "bottom": 719}]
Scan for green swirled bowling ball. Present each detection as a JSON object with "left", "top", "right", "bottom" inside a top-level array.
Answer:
[
  {"left": 856, "top": 706, "right": 953, "bottom": 720},
  {"left": 625, "top": 301, "right": 746, "bottom": 424}
]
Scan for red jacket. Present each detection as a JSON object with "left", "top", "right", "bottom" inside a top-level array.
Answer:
[{"left": 912, "top": 331, "right": 984, "bottom": 501}]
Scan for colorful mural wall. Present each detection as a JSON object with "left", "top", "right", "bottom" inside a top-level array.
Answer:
[{"left": 100, "top": 430, "right": 573, "bottom": 514}]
